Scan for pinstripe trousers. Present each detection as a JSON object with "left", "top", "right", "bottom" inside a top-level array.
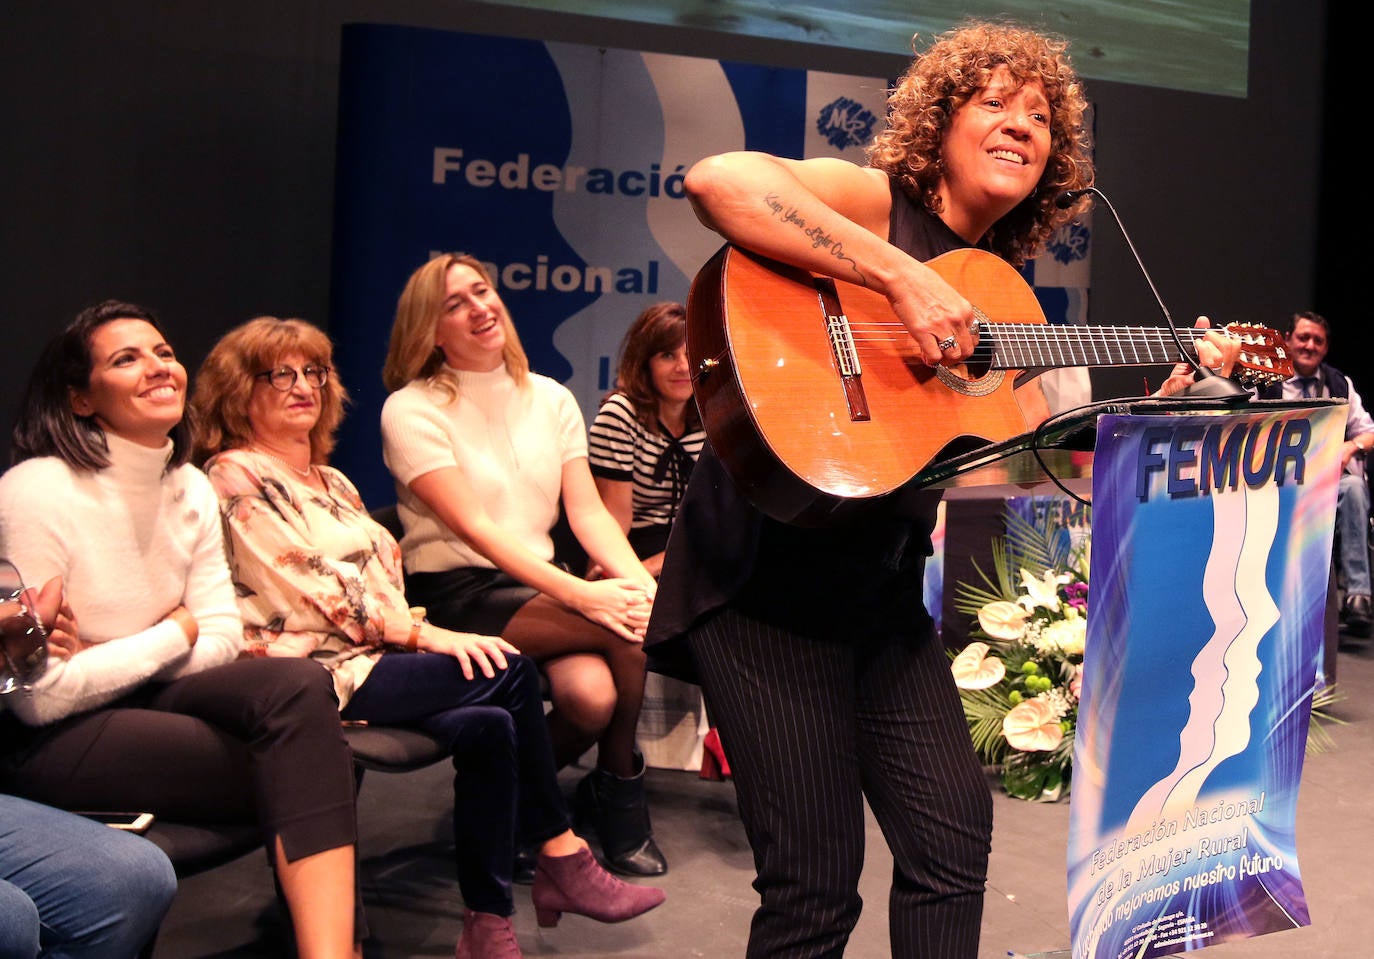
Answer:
[{"left": 690, "top": 607, "right": 992, "bottom": 958}]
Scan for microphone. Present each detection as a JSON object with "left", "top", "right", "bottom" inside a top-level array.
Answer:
[
  {"left": 1054, "top": 187, "right": 1093, "bottom": 209},
  {"left": 1054, "top": 187, "right": 1247, "bottom": 400}
]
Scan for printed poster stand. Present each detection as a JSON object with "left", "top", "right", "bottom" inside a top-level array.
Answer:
[{"left": 1065, "top": 403, "right": 1344, "bottom": 958}]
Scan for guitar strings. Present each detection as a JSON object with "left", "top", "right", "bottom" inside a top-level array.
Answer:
[{"left": 840, "top": 321, "right": 1211, "bottom": 367}]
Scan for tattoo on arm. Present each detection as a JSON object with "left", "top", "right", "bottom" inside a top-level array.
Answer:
[{"left": 762, "top": 193, "right": 865, "bottom": 284}]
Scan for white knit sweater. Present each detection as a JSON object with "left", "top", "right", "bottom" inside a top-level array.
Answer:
[
  {"left": 380, "top": 365, "right": 587, "bottom": 574},
  {"left": 0, "top": 433, "right": 243, "bottom": 725}
]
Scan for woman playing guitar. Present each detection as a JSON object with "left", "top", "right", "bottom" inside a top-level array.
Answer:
[{"left": 645, "top": 20, "right": 1239, "bottom": 958}]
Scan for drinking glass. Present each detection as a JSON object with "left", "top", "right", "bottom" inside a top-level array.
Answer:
[{"left": 0, "top": 559, "right": 49, "bottom": 695}]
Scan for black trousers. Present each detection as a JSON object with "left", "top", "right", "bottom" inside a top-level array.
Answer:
[
  {"left": 0, "top": 658, "right": 358, "bottom": 863},
  {"left": 689, "top": 607, "right": 992, "bottom": 959}
]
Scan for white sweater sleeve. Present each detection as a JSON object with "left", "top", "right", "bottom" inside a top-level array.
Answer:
[
  {"left": 380, "top": 385, "right": 461, "bottom": 486},
  {"left": 151, "top": 470, "right": 244, "bottom": 680},
  {"left": 0, "top": 460, "right": 242, "bottom": 726}
]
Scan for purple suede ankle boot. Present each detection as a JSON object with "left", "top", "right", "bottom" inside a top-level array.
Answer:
[
  {"left": 454, "top": 909, "right": 522, "bottom": 959},
  {"left": 530, "top": 846, "right": 665, "bottom": 928}
]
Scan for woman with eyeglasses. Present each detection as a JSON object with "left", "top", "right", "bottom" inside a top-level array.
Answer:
[
  {"left": 190, "top": 316, "right": 664, "bottom": 959},
  {"left": 0, "top": 301, "right": 363, "bottom": 959}
]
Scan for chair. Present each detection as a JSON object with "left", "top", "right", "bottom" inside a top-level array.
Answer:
[
  {"left": 142, "top": 728, "right": 449, "bottom": 874},
  {"left": 371, "top": 503, "right": 404, "bottom": 543},
  {"left": 138, "top": 821, "right": 267, "bottom": 958},
  {"left": 143, "top": 820, "right": 264, "bottom": 878},
  {"left": 344, "top": 723, "right": 449, "bottom": 784}
]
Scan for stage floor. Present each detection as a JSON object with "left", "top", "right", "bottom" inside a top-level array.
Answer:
[{"left": 153, "top": 635, "right": 1374, "bottom": 959}]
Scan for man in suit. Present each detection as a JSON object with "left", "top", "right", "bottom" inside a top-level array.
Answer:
[{"left": 1259, "top": 311, "right": 1374, "bottom": 636}]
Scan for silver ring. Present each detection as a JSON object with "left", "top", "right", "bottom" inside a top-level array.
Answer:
[{"left": 938, "top": 335, "right": 958, "bottom": 352}]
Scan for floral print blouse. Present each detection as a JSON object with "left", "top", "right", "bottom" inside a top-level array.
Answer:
[{"left": 204, "top": 448, "right": 410, "bottom": 707}]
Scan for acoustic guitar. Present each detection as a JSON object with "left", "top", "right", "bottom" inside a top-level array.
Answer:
[{"left": 685, "top": 243, "right": 1293, "bottom": 525}]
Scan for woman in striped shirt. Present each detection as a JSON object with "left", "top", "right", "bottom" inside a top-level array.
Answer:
[{"left": 588, "top": 303, "right": 705, "bottom": 579}]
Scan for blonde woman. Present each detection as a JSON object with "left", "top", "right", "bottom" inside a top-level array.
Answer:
[{"left": 380, "top": 255, "right": 666, "bottom": 877}]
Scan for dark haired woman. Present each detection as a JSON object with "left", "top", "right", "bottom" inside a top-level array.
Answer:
[
  {"left": 587, "top": 303, "right": 716, "bottom": 775},
  {"left": 0, "top": 300, "right": 362, "bottom": 958},
  {"left": 587, "top": 302, "right": 704, "bottom": 579}
]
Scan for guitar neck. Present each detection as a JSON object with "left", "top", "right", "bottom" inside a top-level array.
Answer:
[{"left": 983, "top": 323, "right": 1208, "bottom": 370}]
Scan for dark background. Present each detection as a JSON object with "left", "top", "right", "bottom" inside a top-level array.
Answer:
[{"left": 0, "top": 1, "right": 1360, "bottom": 480}]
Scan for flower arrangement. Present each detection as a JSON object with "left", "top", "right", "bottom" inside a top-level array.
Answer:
[
  {"left": 950, "top": 506, "right": 1088, "bottom": 802},
  {"left": 949, "top": 503, "right": 1344, "bottom": 803}
]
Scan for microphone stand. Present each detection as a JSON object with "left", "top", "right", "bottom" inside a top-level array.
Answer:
[{"left": 1057, "top": 187, "right": 1248, "bottom": 402}]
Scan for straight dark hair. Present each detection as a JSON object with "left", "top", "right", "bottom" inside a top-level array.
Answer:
[
  {"left": 608, "top": 302, "right": 701, "bottom": 432},
  {"left": 10, "top": 300, "right": 193, "bottom": 471}
]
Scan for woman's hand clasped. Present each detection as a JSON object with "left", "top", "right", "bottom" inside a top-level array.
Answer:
[
  {"left": 569, "top": 578, "right": 655, "bottom": 643},
  {"left": 29, "top": 575, "right": 86, "bottom": 661}
]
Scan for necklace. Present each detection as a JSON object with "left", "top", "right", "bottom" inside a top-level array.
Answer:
[{"left": 252, "top": 447, "right": 313, "bottom": 478}]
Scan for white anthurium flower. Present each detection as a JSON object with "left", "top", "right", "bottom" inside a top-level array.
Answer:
[
  {"left": 978, "top": 600, "right": 1031, "bottom": 640},
  {"left": 950, "top": 642, "right": 1007, "bottom": 690},
  {"left": 1018, "top": 568, "right": 1070, "bottom": 613},
  {"left": 1003, "top": 697, "right": 1064, "bottom": 751}
]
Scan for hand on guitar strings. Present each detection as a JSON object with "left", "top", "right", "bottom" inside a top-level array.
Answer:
[
  {"left": 886, "top": 263, "right": 981, "bottom": 366},
  {"left": 1156, "top": 316, "right": 1243, "bottom": 397},
  {"left": 935, "top": 316, "right": 981, "bottom": 357}
]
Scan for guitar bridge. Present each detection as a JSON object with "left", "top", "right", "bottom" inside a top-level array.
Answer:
[{"left": 815, "top": 278, "right": 871, "bottom": 422}]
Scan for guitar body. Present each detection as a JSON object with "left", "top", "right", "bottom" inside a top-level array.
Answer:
[{"left": 687, "top": 244, "right": 1044, "bottom": 525}]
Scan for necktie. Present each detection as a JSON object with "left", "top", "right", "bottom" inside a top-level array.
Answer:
[{"left": 1298, "top": 376, "right": 1318, "bottom": 398}]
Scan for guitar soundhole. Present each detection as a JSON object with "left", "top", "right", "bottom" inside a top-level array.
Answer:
[{"left": 935, "top": 365, "right": 1005, "bottom": 397}]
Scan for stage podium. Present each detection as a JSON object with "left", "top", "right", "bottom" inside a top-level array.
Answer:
[{"left": 1027, "top": 399, "right": 1343, "bottom": 959}]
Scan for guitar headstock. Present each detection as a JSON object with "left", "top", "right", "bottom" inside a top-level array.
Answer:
[{"left": 1220, "top": 323, "right": 1293, "bottom": 386}]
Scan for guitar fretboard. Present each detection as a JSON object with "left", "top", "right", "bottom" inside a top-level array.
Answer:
[{"left": 979, "top": 324, "right": 1284, "bottom": 382}]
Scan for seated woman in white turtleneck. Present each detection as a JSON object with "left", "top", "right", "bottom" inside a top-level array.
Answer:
[
  {"left": 379, "top": 253, "right": 667, "bottom": 877},
  {"left": 0, "top": 300, "right": 362, "bottom": 959}
]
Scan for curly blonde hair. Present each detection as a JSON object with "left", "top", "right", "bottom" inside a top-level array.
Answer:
[
  {"left": 382, "top": 253, "right": 529, "bottom": 401},
  {"left": 190, "top": 316, "right": 348, "bottom": 464},
  {"left": 867, "top": 20, "right": 1094, "bottom": 266}
]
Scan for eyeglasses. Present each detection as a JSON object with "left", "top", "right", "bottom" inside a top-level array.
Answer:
[
  {"left": 0, "top": 559, "right": 50, "bottom": 696},
  {"left": 254, "top": 365, "right": 330, "bottom": 392}
]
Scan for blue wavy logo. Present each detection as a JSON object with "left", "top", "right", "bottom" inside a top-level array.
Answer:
[{"left": 816, "top": 97, "right": 877, "bottom": 151}]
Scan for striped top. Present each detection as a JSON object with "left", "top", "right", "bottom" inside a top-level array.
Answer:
[{"left": 588, "top": 392, "right": 705, "bottom": 529}]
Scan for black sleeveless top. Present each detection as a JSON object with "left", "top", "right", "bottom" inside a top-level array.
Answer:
[{"left": 643, "top": 179, "right": 971, "bottom": 681}]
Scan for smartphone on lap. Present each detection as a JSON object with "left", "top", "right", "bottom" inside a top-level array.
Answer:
[{"left": 76, "top": 811, "right": 156, "bottom": 834}]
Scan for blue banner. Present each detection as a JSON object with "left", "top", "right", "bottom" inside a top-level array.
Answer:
[
  {"left": 328, "top": 23, "right": 1093, "bottom": 508},
  {"left": 1067, "top": 406, "right": 1344, "bottom": 957},
  {"left": 328, "top": 23, "right": 895, "bottom": 505}
]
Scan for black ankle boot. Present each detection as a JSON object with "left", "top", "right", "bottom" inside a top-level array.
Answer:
[
  {"left": 574, "top": 756, "right": 668, "bottom": 876},
  {"left": 513, "top": 843, "right": 538, "bottom": 885}
]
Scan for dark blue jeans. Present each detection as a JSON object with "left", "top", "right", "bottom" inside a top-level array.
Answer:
[{"left": 340, "top": 652, "right": 569, "bottom": 916}]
